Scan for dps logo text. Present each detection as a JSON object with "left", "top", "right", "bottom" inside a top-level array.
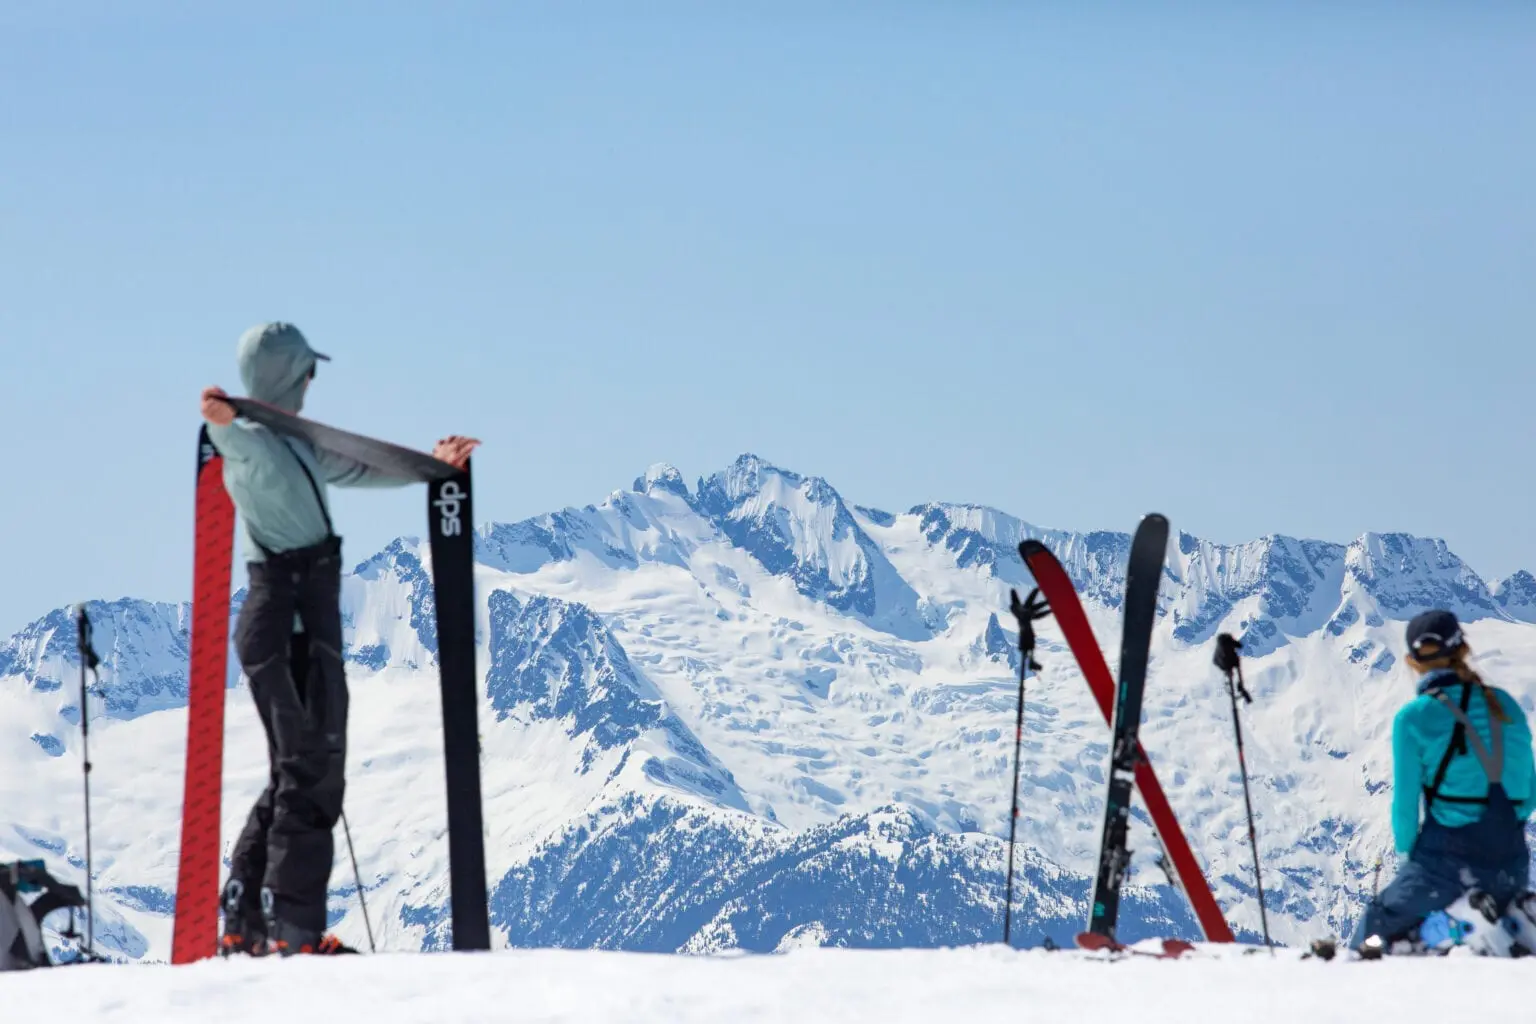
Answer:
[{"left": 434, "top": 480, "right": 467, "bottom": 537}]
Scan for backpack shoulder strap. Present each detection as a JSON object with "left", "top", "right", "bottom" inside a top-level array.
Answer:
[
  {"left": 1424, "top": 682, "right": 1484, "bottom": 807},
  {"left": 1424, "top": 683, "right": 1505, "bottom": 809}
]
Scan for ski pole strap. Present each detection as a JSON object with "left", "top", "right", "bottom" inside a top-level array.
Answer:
[{"left": 1424, "top": 683, "right": 1503, "bottom": 807}]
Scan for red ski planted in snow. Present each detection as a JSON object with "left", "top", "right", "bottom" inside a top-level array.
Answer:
[{"left": 171, "top": 427, "right": 236, "bottom": 964}]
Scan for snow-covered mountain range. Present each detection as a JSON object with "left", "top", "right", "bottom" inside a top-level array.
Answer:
[{"left": 5, "top": 453, "right": 1535, "bottom": 960}]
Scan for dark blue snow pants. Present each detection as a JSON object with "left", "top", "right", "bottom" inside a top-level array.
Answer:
[{"left": 1351, "top": 786, "right": 1529, "bottom": 949}]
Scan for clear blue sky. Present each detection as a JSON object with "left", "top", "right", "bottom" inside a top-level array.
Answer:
[{"left": 3, "top": 2, "right": 1533, "bottom": 634}]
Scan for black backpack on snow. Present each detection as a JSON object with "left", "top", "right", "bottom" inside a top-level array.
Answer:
[{"left": 0, "top": 860, "right": 87, "bottom": 971}]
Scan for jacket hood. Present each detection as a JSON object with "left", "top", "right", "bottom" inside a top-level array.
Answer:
[{"left": 236, "top": 322, "right": 329, "bottom": 413}]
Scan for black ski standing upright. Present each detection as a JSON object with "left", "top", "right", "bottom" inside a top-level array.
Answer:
[
  {"left": 428, "top": 464, "right": 491, "bottom": 951},
  {"left": 1085, "top": 513, "right": 1169, "bottom": 942}
]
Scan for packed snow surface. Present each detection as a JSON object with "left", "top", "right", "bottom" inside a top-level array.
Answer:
[{"left": 9, "top": 946, "right": 1534, "bottom": 1023}]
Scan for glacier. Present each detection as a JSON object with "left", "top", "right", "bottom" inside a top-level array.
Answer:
[{"left": 3, "top": 451, "right": 1534, "bottom": 961}]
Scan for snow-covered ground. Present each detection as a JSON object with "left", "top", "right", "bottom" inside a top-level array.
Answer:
[{"left": 9, "top": 945, "right": 1533, "bottom": 1023}]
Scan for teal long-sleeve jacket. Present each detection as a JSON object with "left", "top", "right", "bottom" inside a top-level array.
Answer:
[
  {"left": 207, "top": 323, "right": 416, "bottom": 565},
  {"left": 1391, "top": 667, "right": 1536, "bottom": 855}
]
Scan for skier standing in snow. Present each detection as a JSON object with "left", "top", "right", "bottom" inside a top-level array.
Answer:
[
  {"left": 199, "top": 323, "right": 478, "bottom": 955},
  {"left": 1351, "top": 610, "right": 1535, "bottom": 956}
]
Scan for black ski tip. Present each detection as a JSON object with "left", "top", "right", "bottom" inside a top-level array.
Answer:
[{"left": 1130, "top": 513, "right": 1171, "bottom": 554}]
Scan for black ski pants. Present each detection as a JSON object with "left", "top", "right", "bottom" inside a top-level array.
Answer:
[{"left": 227, "top": 537, "right": 348, "bottom": 936}]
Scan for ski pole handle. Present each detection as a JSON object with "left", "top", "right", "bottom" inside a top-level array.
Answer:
[
  {"left": 1213, "top": 633, "right": 1242, "bottom": 676},
  {"left": 1214, "top": 633, "right": 1255, "bottom": 703}
]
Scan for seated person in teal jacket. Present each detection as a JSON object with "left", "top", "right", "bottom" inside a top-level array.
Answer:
[{"left": 1352, "top": 609, "right": 1536, "bottom": 954}]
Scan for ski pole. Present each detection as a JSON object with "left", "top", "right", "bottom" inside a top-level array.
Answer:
[
  {"left": 1004, "top": 587, "right": 1049, "bottom": 947},
  {"left": 341, "top": 810, "right": 377, "bottom": 953},
  {"left": 1213, "top": 633, "right": 1271, "bottom": 949},
  {"left": 73, "top": 604, "right": 101, "bottom": 962}
]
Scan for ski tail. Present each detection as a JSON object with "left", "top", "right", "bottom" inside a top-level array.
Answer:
[
  {"left": 427, "top": 464, "right": 490, "bottom": 951},
  {"left": 1019, "top": 538, "right": 1236, "bottom": 943},
  {"left": 171, "top": 427, "right": 236, "bottom": 964}
]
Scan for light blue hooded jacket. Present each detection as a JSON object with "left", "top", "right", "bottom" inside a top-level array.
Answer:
[{"left": 207, "top": 323, "right": 415, "bottom": 565}]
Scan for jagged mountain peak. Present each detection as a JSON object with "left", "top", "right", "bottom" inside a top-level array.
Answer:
[
  {"left": 700, "top": 453, "right": 800, "bottom": 497},
  {"left": 351, "top": 536, "right": 424, "bottom": 579},
  {"left": 1341, "top": 531, "right": 1500, "bottom": 621},
  {"left": 0, "top": 598, "right": 193, "bottom": 720},
  {"left": 695, "top": 454, "right": 852, "bottom": 517},
  {"left": 634, "top": 463, "right": 690, "bottom": 499},
  {"left": 1494, "top": 571, "right": 1536, "bottom": 623},
  {"left": 696, "top": 456, "right": 932, "bottom": 639}
]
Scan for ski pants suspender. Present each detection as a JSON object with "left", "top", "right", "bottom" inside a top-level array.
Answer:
[{"left": 1426, "top": 686, "right": 1504, "bottom": 803}]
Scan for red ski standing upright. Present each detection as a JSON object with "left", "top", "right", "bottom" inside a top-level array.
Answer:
[{"left": 171, "top": 427, "right": 236, "bottom": 964}]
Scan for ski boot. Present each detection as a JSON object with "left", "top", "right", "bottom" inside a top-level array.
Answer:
[
  {"left": 219, "top": 879, "right": 266, "bottom": 956},
  {"left": 1441, "top": 890, "right": 1515, "bottom": 957},
  {"left": 260, "top": 889, "right": 358, "bottom": 956},
  {"left": 264, "top": 919, "right": 357, "bottom": 956},
  {"left": 1502, "top": 891, "right": 1536, "bottom": 956},
  {"left": 1417, "top": 909, "right": 1464, "bottom": 952}
]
